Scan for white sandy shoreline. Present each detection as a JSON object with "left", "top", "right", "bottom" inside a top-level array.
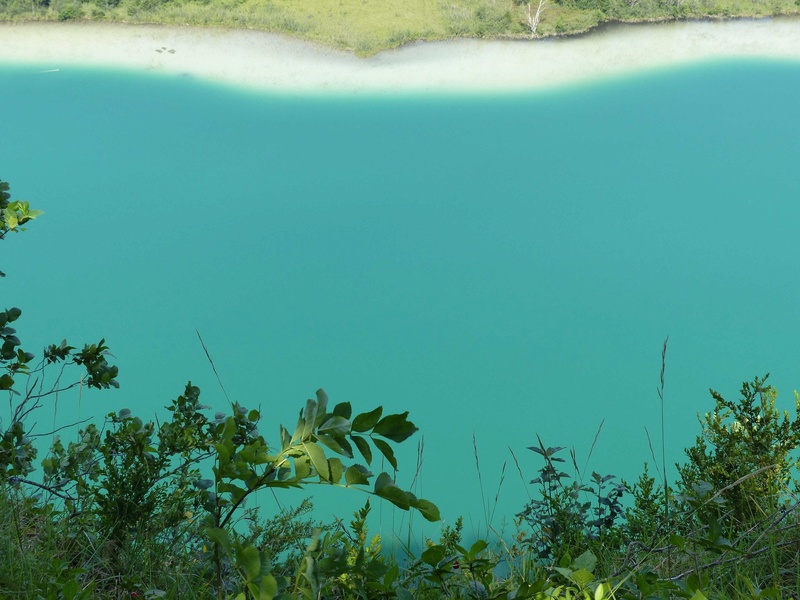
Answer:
[{"left": 1, "top": 19, "right": 800, "bottom": 93}]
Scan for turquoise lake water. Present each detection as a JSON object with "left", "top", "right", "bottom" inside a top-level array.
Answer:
[{"left": 2, "top": 58, "right": 800, "bottom": 543}]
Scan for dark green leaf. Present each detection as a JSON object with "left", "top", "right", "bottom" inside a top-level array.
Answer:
[
  {"left": 373, "top": 412, "right": 418, "bottom": 443},
  {"left": 224, "top": 483, "right": 248, "bottom": 502},
  {"left": 221, "top": 417, "right": 236, "bottom": 443},
  {"left": 414, "top": 499, "right": 441, "bottom": 522},
  {"left": 374, "top": 471, "right": 394, "bottom": 492},
  {"left": 0, "top": 374, "right": 13, "bottom": 390},
  {"left": 421, "top": 545, "right": 447, "bottom": 566},
  {"left": 352, "top": 407, "right": 383, "bottom": 432},
  {"left": 396, "top": 587, "right": 414, "bottom": 600},
  {"left": 350, "top": 435, "right": 372, "bottom": 465},
  {"left": 332, "top": 401, "right": 352, "bottom": 419},
  {"left": 468, "top": 539, "right": 488, "bottom": 558},
  {"left": 206, "top": 527, "right": 231, "bottom": 552},
  {"left": 374, "top": 479, "right": 411, "bottom": 510},
  {"left": 372, "top": 437, "right": 397, "bottom": 470}
]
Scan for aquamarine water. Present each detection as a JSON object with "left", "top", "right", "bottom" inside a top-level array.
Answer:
[{"left": 2, "top": 59, "right": 800, "bottom": 542}]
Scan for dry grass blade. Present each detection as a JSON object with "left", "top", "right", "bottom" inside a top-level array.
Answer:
[{"left": 195, "top": 329, "right": 232, "bottom": 406}]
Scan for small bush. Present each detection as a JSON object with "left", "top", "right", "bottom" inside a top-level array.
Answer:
[{"left": 57, "top": 3, "right": 81, "bottom": 19}]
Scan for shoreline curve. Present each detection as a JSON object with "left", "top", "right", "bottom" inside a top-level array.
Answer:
[{"left": 1, "top": 18, "right": 800, "bottom": 93}]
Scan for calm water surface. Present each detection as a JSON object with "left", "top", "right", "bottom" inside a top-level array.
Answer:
[{"left": 2, "top": 59, "right": 800, "bottom": 539}]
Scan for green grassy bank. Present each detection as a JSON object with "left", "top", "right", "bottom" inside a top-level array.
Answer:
[{"left": 1, "top": 0, "right": 799, "bottom": 55}]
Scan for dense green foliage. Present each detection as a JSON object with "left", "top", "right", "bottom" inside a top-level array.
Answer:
[
  {"left": 0, "top": 0, "right": 798, "bottom": 54},
  {"left": 2, "top": 176, "right": 800, "bottom": 598}
]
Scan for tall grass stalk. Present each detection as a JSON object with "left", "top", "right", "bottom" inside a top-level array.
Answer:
[{"left": 657, "top": 335, "right": 670, "bottom": 575}]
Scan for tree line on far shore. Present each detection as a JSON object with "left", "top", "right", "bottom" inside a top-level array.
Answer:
[{"left": 0, "top": 0, "right": 799, "bottom": 55}]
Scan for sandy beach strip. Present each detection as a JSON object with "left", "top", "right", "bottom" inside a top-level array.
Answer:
[{"left": 1, "top": 19, "right": 800, "bottom": 93}]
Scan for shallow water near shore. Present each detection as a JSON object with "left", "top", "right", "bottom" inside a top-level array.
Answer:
[{"left": 2, "top": 59, "right": 800, "bottom": 541}]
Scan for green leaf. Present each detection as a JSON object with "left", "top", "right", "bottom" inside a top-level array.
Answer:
[
  {"left": 236, "top": 544, "right": 262, "bottom": 582},
  {"left": 414, "top": 498, "right": 441, "bottom": 522},
  {"left": 219, "top": 482, "right": 247, "bottom": 502},
  {"left": 301, "top": 399, "right": 317, "bottom": 440},
  {"left": 214, "top": 442, "right": 232, "bottom": 467},
  {"left": 374, "top": 472, "right": 411, "bottom": 510},
  {"left": 291, "top": 415, "right": 305, "bottom": 444},
  {"left": 6, "top": 307, "right": 21, "bottom": 322},
  {"left": 0, "top": 374, "right": 13, "bottom": 390},
  {"left": 468, "top": 539, "right": 488, "bottom": 558},
  {"left": 573, "top": 550, "right": 596, "bottom": 574},
  {"left": 240, "top": 443, "right": 268, "bottom": 465},
  {"left": 280, "top": 425, "right": 291, "bottom": 451},
  {"left": 352, "top": 407, "right": 383, "bottom": 432},
  {"left": 373, "top": 412, "right": 418, "bottom": 443},
  {"left": 294, "top": 456, "right": 311, "bottom": 480},
  {"left": 258, "top": 574, "right": 278, "bottom": 600},
  {"left": 374, "top": 471, "right": 394, "bottom": 492},
  {"left": 383, "top": 563, "right": 400, "bottom": 587},
  {"left": 669, "top": 534, "right": 685, "bottom": 550},
  {"left": 221, "top": 417, "right": 236, "bottom": 443},
  {"left": 314, "top": 389, "right": 329, "bottom": 427},
  {"left": 316, "top": 433, "right": 352, "bottom": 458},
  {"left": 372, "top": 437, "right": 397, "bottom": 470},
  {"left": 4, "top": 210, "right": 17, "bottom": 229},
  {"left": 350, "top": 435, "right": 372, "bottom": 465},
  {"left": 345, "top": 465, "right": 371, "bottom": 486},
  {"left": 376, "top": 485, "right": 411, "bottom": 510},
  {"left": 595, "top": 582, "right": 609, "bottom": 600},
  {"left": 554, "top": 567, "right": 573, "bottom": 580},
  {"left": 328, "top": 457, "right": 344, "bottom": 484},
  {"left": 332, "top": 401, "right": 352, "bottom": 419},
  {"left": 396, "top": 587, "right": 414, "bottom": 600},
  {"left": 570, "top": 568, "right": 594, "bottom": 588},
  {"left": 62, "top": 579, "right": 80, "bottom": 599},
  {"left": 421, "top": 545, "right": 447, "bottom": 567},
  {"left": 318, "top": 415, "right": 350, "bottom": 437},
  {"left": 206, "top": 527, "right": 231, "bottom": 552},
  {"left": 302, "top": 441, "right": 330, "bottom": 481}
]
